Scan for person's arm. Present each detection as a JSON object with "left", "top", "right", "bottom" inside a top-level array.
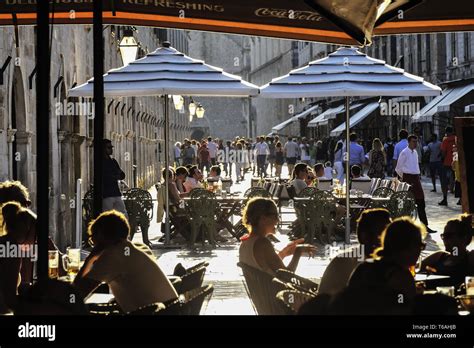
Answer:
[
  {"left": 2, "top": 258, "right": 21, "bottom": 310},
  {"left": 112, "top": 159, "right": 126, "bottom": 180},
  {"left": 420, "top": 251, "right": 445, "bottom": 273},
  {"left": 73, "top": 246, "right": 105, "bottom": 299},
  {"left": 359, "top": 146, "right": 365, "bottom": 165},
  {"left": 395, "top": 150, "right": 406, "bottom": 179}
]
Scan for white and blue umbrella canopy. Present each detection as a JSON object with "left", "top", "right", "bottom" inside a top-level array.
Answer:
[
  {"left": 259, "top": 47, "right": 441, "bottom": 98},
  {"left": 69, "top": 44, "right": 259, "bottom": 98}
]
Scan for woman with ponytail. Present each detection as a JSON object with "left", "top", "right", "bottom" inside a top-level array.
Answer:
[
  {"left": 421, "top": 214, "right": 474, "bottom": 287},
  {"left": 0, "top": 202, "right": 37, "bottom": 313}
]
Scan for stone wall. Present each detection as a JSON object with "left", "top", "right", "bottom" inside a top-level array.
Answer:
[{"left": 0, "top": 25, "right": 190, "bottom": 249}]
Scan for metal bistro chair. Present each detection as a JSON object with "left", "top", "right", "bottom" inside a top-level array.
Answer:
[
  {"left": 237, "top": 262, "right": 287, "bottom": 315},
  {"left": 276, "top": 289, "right": 316, "bottom": 315},
  {"left": 312, "top": 190, "right": 338, "bottom": 245},
  {"left": 123, "top": 188, "right": 154, "bottom": 245},
  {"left": 372, "top": 186, "right": 395, "bottom": 198},
  {"left": 388, "top": 190, "right": 417, "bottom": 219},
  {"left": 188, "top": 188, "right": 218, "bottom": 247},
  {"left": 291, "top": 187, "right": 319, "bottom": 241}
]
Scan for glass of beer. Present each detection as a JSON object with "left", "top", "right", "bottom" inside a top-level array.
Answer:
[
  {"left": 466, "top": 277, "right": 474, "bottom": 295},
  {"left": 48, "top": 250, "right": 59, "bottom": 279},
  {"left": 62, "top": 248, "right": 81, "bottom": 280}
]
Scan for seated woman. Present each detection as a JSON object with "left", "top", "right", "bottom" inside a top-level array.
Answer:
[
  {"left": 0, "top": 202, "right": 37, "bottom": 314},
  {"left": 0, "top": 181, "right": 61, "bottom": 284},
  {"left": 331, "top": 218, "right": 425, "bottom": 314},
  {"left": 318, "top": 208, "right": 391, "bottom": 295},
  {"left": 290, "top": 163, "right": 309, "bottom": 196},
  {"left": 74, "top": 210, "right": 178, "bottom": 313},
  {"left": 239, "top": 198, "right": 315, "bottom": 274},
  {"left": 421, "top": 214, "right": 473, "bottom": 287},
  {"left": 175, "top": 166, "right": 189, "bottom": 195}
]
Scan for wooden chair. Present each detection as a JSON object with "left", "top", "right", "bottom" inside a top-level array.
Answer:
[
  {"left": 237, "top": 262, "right": 287, "bottom": 315},
  {"left": 127, "top": 302, "right": 166, "bottom": 315},
  {"left": 160, "top": 284, "right": 214, "bottom": 315},
  {"left": 275, "top": 269, "right": 319, "bottom": 295}
]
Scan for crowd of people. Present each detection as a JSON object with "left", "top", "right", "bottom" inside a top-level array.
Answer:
[{"left": 0, "top": 124, "right": 467, "bottom": 316}]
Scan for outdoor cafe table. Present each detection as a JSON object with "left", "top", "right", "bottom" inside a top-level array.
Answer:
[{"left": 293, "top": 194, "right": 390, "bottom": 209}]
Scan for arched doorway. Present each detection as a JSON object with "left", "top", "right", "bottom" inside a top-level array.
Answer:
[{"left": 11, "top": 67, "right": 29, "bottom": 188}]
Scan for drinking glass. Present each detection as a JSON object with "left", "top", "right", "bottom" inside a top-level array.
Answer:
[
  {"left": 48, "top": 250, "right": 59, "bottom": 279},
  {"left": 466, "top": 276, "right": 474, "bottom": 295},
  {"left": 62, "top": 248, "right": 81, "bottom": 280},
  {"left": 436, "top": 286, "right": 455, "bottom": 297}
]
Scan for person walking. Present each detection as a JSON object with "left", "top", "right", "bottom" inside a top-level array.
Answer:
[
  {"left": 284, "top": 137, "right": 299, "bottom": 178},
  {"left": 344, "top": 133, "right": 365, "bottom": 175},
  {"left": 384, "top": 137, "right": 395, "bottom": 177},
  {"left": 439, "top": 127, "right": 456, "bottom": 206},
  {"left": 333, "top": 142, "right": 344, "bottom": 184},
  {"left": 267, "top": 137, "right": 276, "bottom": 176},
  {"left": 206, "top": 137, "right": 218, "bottom": 166},
  {"left": 395, "top": 134, "right": 436, "bottom": 234},
  {"left": 367, "top": 138, "right": 386, "bottom": 179},
  {"left": 255, "top": 136, "right": 270, "bottom": 177},
  {"left": 425, "top": 134, "right": 442, "bottom": 192},
  {"left": 274, "top": 142, "right": 284, "bottom": 178},
  {"left": 102, "top": 139, "right": 128, "bottom": 219}
]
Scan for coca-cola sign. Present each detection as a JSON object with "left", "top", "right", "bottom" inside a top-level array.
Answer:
[{"left": 255, "top": 8, "right": 323, "bottom": 22}]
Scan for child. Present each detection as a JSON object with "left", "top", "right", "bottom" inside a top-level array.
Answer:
[{"left": 324, "top": 161, "right": 334, "bottom": 179}]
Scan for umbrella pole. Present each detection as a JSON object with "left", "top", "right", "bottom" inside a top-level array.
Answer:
[
  {"left": 345, "top": 96, "right": 350, "bottom": 244},
  {"left": 164, "top": 94, "right": 170, "bottom": 245}
]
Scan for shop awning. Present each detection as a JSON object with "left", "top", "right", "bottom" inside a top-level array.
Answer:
[
  {"left": 308, "top": 102, "right": 364, "bottom": 127},
  {"left": 271, "top": 104, "right": 319, "bottom": 133},
  {"left": 412, "top": 84, "right": 474, "bottom": 122},
  {"left": 330, "top": 102, "right": 380, "bottom": 137},
  {"left": 436, "top": 83, "right": 474, "bottom": 113}
]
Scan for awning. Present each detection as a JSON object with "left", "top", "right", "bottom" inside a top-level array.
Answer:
[
  {"left": 0, "top": 1, "right": 473, "bottom": 45},
  {"left": 271, "top": 104, "right": 319, "bottom": 133},
  {"left": 436, "top": 83, "right": 474, "bottom": 113},
  {"left": 330, "top": 102, "right": 380, "bottom": 137},
  {"left": 412, "top": 84, "right": 474, "bottom": 122},
  {"left": 307, "top": 102, "right": 364, "bottom": 127}
]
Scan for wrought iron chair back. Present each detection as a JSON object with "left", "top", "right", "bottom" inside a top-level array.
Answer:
[
  {"left": 372, "top": 187, "right": 395, "bottom": 198},
  {"left": 276, "top": 289, "right": 316, "bottom": 315},
  {"left": 388, "top": 190, "right": 417, "bottom": 218},
  {"left": 188, "top": 188, "right": 218, "bottom": 247}
]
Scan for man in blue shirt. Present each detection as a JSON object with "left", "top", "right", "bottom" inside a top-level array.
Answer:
[
  {"left": 343, "top": 132, "right": 365, "bottom": 168},
  {"left": 392, "top": 129, "right": 409, "bottom": 175}
]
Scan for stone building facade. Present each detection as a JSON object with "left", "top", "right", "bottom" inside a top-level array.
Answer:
[{"left": 0, "top": 25, "right": 190, "bottom": 249}]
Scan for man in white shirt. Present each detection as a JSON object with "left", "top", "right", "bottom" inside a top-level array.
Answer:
[
  {"left": 183, "top": 166, "right": 203, "bottom": 192},
  {"left": 395, "top": 135, "right": 436, "bottom": 234},
  {"left": 284, "top": 137, "right": 299, "bottom": 177},
  {"left": 206, "top": 137, "right": 218, "bottom": 165},
  {"left": 255, "top": 136, "right": 270, "bottom": 177}
]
